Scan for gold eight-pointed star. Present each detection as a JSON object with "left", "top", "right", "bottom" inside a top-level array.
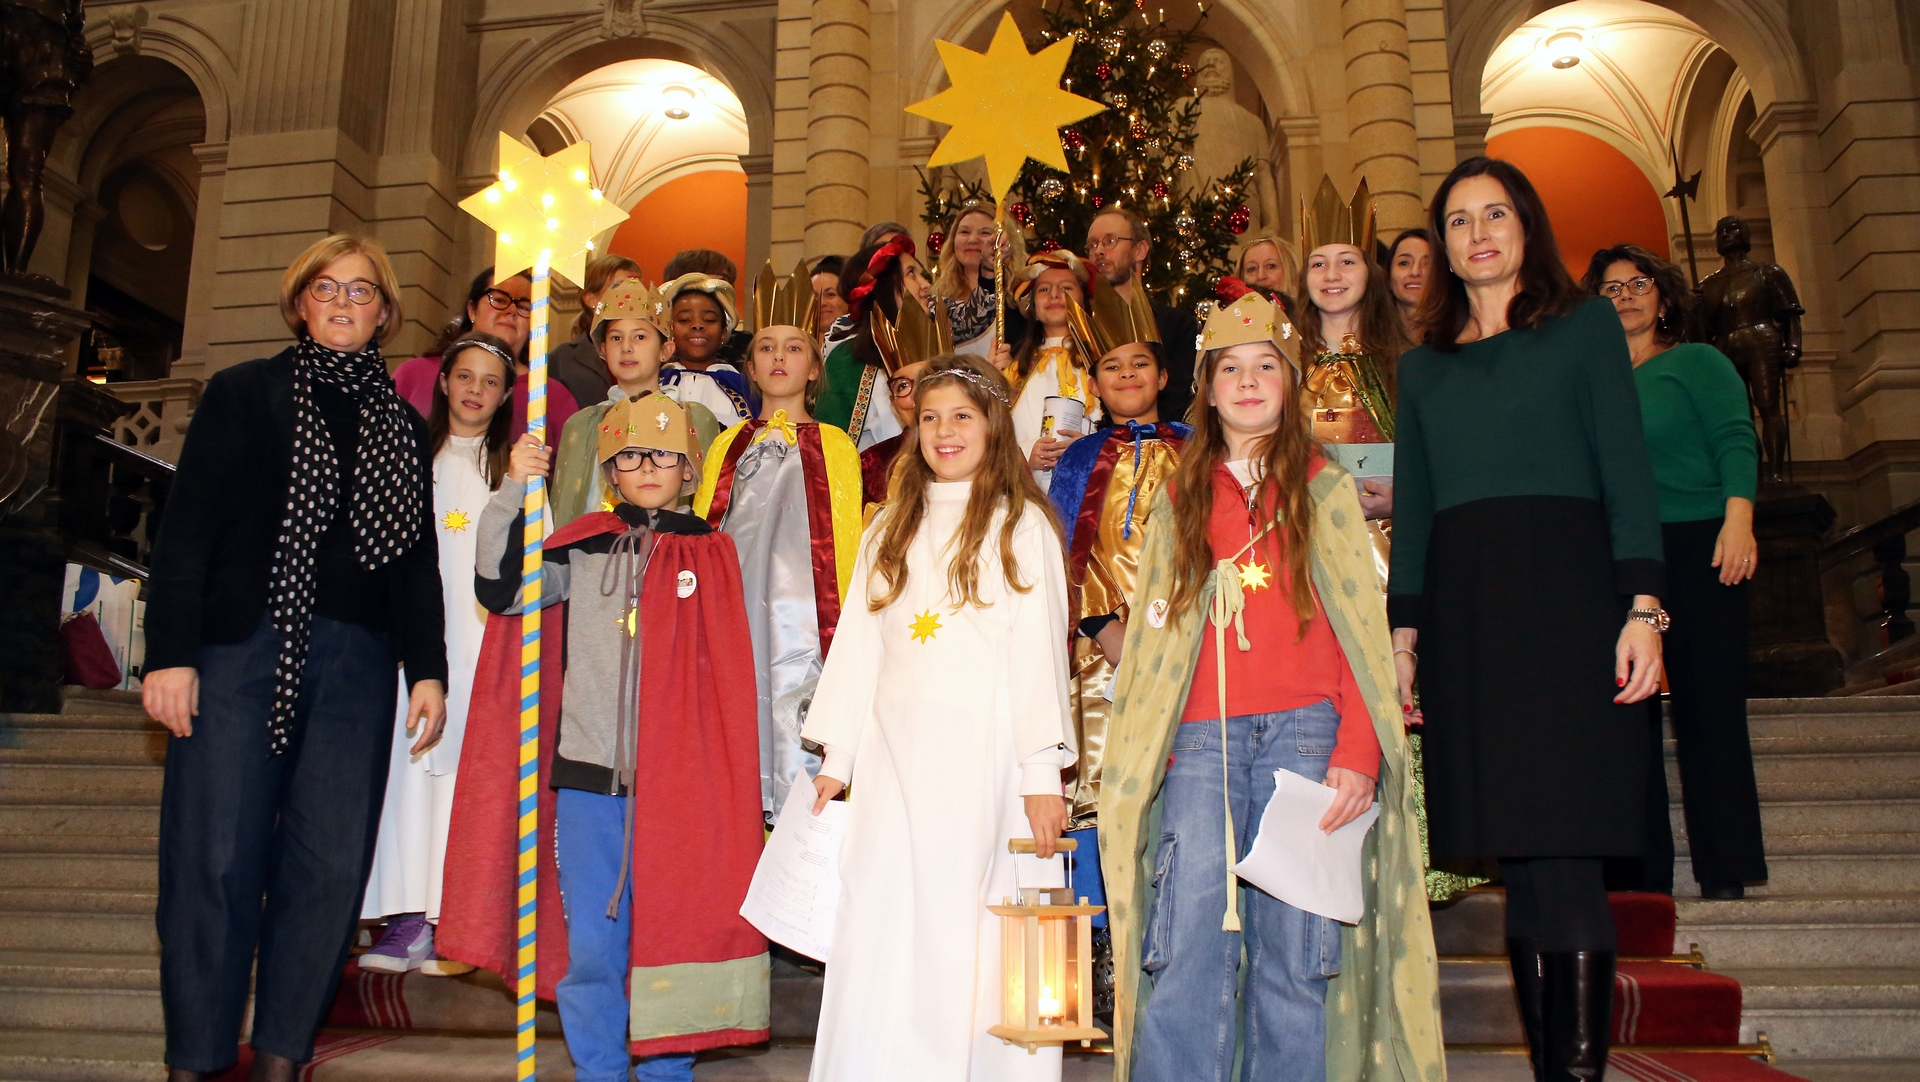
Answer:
[
  {"left": 904, "top": 13, "right": 1106, "bottom": 201},
  {"left": 909, "top": 609, "right": 944, "bottom": 644},
  {"left": 1237, "top": 557, "right": 1272, "bottom": 592},
  {"left": 441, "top": 508, "right": 471, "bottom": 533}
]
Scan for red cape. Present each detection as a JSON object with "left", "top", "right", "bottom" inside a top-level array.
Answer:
[{"left": 436, "top": 511, "right": 768, "bottom": 1054}]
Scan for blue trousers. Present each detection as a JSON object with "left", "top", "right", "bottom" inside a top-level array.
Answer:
[
  {"left": 555, "top": 788, "right": 696, "bottom": 1082},
  {"left": 1134, "top": 702, "right": 1345, "bottom": 1082},
  {"left": 1065, "top": 826, "right": 1107, "bottom": 928},
  {"left": 157, "top": 616, "right": 396, "bottom": 1071}
]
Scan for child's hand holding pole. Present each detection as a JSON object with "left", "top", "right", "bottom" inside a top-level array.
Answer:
[{"left": 508, "top": 431, "right": 552, "bottom": 483}]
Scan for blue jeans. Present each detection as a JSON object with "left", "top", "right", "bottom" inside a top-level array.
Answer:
[
  {"left": 555, "top": 789, "right": 696, "bottom": 1082},
  {"left": 1134, "top": 702, "right": 1345, "bottom": 1082}
]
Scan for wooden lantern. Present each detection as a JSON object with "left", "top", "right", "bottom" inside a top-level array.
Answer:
[{"left": 989, "top": 838, "right": 1107, "bottom": 1052}]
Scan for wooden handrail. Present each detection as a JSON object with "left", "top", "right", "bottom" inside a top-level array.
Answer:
[{"left": 1819, "top": 496, "right": 1920, "bottom": 569}]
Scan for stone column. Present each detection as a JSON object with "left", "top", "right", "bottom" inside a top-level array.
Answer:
[
  {"left": 1452, "top": 112, "right": 1492, "bottom": 162},
  {"left": 742, "top": 153, "right": 774, "bottom": 273},
  {"left": 1341, "top": 0, "right": 1422, "bottom": 234},
  {"left": 805, "top": 0, "right": 871, "bottom": 258}
]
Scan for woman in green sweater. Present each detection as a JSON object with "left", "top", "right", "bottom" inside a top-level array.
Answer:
[
  {"left": 1585, "top": 244, "right": 1766, "bottom": 902},
  {"left": 1390, "top": 158, "right": 1668, "bottom": 1082}
]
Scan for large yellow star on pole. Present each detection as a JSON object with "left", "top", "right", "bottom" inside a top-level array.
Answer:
[
  {"left": 458, "top": 133, "right": 630, "bottom": 286},
  {"left": 905, "top": 13, "right": 1105, "bottom": 202}
]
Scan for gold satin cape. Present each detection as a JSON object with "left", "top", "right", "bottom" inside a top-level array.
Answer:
[{"left": 1099, "top": 465, "right": 1446, "bottom": 1082}]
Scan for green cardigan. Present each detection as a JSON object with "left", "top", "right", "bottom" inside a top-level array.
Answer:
[{"left": 1100, "top": 465, "right": 1446, "bottom": 1082}]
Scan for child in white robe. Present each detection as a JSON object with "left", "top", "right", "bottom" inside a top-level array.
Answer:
[
  {"left": 803, "top": 354, "right": 1077, "bottom": 1082},
  {"left": 359, "top": 334, "right": 517, "bottom": 974}
]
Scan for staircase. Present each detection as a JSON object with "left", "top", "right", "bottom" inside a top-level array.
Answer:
[
  {"left": 1, "top": 691, "right": 1911, "bottom": 1080},
  {"left": 1673, "top": 697, "right": 1920, "bottom": 1082}
]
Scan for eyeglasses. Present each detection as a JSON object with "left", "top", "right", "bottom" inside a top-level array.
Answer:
[
  {"left": 1599, "top": 276, "right": 1657, "bottom": 299},
  {"left": 1086, "top": 234, "right": 1137, "bottom": 253},
  {"left": 482, "top": 287, "right": 534, "bottom": 316},
  {"left": 610, "top": 448, "right": 685, "bottom": 472},
  {"left": 308, "top": 278, "right": 381, "bottom": 305},
  {"left": 888, "top": 376, "right": 917, "bottom": 399}
]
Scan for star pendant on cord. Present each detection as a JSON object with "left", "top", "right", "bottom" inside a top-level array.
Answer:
[
  {"left": 1237, "top": 557, "right": 1272, "bottom": 592},
  {"left": 441, "top": 508, "right": 471, "bottom": 533}
]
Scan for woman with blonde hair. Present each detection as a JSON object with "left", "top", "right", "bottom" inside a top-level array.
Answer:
[
  {"left": 1233, "top": 235, "right": 1297, "bottom": 309},
  {"left": 931, "top": 199, "right": 1030, "bottom": 354},
  {"left": 803, "top": 354, "right": 1076, "bottom": 1081},
  {"left": 144, "top": 234, "right": 447, "bottom": 1082}
]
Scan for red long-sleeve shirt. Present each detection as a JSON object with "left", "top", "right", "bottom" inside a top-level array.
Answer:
[{"left": 1178, "top": 460, "right": 1382, "bottom": 779}]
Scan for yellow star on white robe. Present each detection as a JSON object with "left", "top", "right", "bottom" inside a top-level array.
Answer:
[
  {"left": 909, "top": 609, "right": 944, "bottom": 643},
  {"left": 441, "top": 508, "right": 471, "bottom": 533}
]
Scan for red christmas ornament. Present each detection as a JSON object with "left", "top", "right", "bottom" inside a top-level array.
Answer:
[
  {"left": 1129, "top": 116, "right": 1148, "bottom": 139},
  {"left": 1151, "top": 181, "right": 1169, "bottom": 199},
  {"left": 1038, "top": 238, "right": 1063, "bottom": 253},
  {"left": 1091, "top": 195, "right": 1106, "bottom": 210},
  {"left": 1010, "top": 202, "right": 1031, "bottom": 225},
  {"left": 1063, "top": 128, "right": 1085, "bottom": 151},
  {"left": 1095, "top": 62, "right": 1113, "bottom": 80},
  {"left": 927, "top": 231, "right": 946, "bottom": 257},
  {"left": 1227, "top": 205, "right": 1251, "bottom": 235}
]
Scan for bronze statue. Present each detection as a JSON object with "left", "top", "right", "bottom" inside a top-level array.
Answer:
[
  {"left": 1, "top": 0, "right": 93, "bottom": 281},
  {"left": 1698, "top": 215, "right": 1803, "bottom": 485}
]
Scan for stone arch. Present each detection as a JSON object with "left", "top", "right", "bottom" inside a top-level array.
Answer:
[
  {"left": 81, "top": 18, "right": 235, "bottom": 144},
  {"left": 466, "top": 15, "right": 776, "bottom": 180},
  {"left": 1450, "top": 0, "right": 1808, "bottom": 120}
]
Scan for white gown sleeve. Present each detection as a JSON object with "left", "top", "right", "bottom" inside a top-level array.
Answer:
[
  {"left": 1004, "top": 507, "right": 1078, "bottom": 770},
  {"left": 802, "top": 530, "right": 885, "bottom": 781}
]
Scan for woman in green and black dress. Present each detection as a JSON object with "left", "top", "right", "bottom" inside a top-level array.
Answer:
[
  {"left": 1389, "top": 158, "right": 1667, "bottom": 1082},
  {"left": 1585, "top": 244, "right": 1766, "bottom": 901}
]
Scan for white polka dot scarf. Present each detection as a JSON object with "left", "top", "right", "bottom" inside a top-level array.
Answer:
[{"left": 264, "top": 336, "right": 424, "bottom": 753}]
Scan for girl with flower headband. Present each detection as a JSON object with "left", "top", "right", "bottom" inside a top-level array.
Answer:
[
  {"left": 814, "top": 235, "right": 935, "bottom": 448},
  {"left": 1099, "top": 290, "right": 1442, "bottom": 1082},
  {"left": 802, "top": 353, "right": 1077, "bottom": 1082},
  {"left": 357, "top": 331, "right": 520, "bottom": 976}
]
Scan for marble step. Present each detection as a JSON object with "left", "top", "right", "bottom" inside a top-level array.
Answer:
[
  {"left": 0, "top": 887, "right": 155, "bottom": 915},
  {"left": 0, "top": 805, "right": 159, "bottom": 848},
  {"left": 1671, "top": 800, "right": 1920, "bottom": 840},
  {"left": 0, "top": 950, "right": 157, "bottom": 991},
  {"left": 1679, "top": 853, "right": 1920, "bottom": 898},
  {"left": 0, "top": 911, "right": 158, "bottom": 955},
  {"left": 1673, "top": 830, "right": 1920, "bottom": 858},
  {"left": 0, "top": 1027, "right": 164, "bottom": 1082},
  {"left": 1689, "top": 752, "right": 1920, "bottom": 802},
  {"left": 0, "top": 983, "right": 161, "bottom": 1034},
  {"left": 0, "top": 725, "right": 166, "bottom": 764},
  {"left": 0, "top": 853, "right": 155, "bottom": 891},
  {"left": 1777, "top": 1059, "right": 1920, "bottom": 1082},
  {"left": 0, "top": 763, "right": 162, "bottom": 797},
  {"left": 1724, "top": 967, "right": 1920, "bottom": 1060},
  {"left": 1675, "top": 895, "right": 1920, "bottom": 968}
]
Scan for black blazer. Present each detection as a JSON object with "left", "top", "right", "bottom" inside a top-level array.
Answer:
[
  {"left": 143, "top": 347, "right": 447, "bottom": 687},
  {"left": 1153, "top": 299, "right": 1199, "bottom": 423}
]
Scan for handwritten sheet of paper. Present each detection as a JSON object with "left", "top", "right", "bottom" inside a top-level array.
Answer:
[
  {"left": 740, "top": 782, "right": 849, "bottom": 963},
  {"left": 1231, "top": 768, "right": 1380, "bottom": 924}
]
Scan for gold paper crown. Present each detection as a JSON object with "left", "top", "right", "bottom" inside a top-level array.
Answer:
[
  {"left": 1065, "top": 271, "right": 1160, "bottom": 361},
  {"left": 1298, "top": 175, "right": 1379, "bottom": 254},
  {"left": 596, "top": 390, "right": 704, "bottom": 495},
  {"left": 1199, "top": 290, "right": 1300, "bottom": 370},
  {"left": 870, "top": 298, "right": 954, "bottom": 375},
  {"left": 659, "top": 273, "right": 739, "bottom": 333},
  {"left": 592, "top": 279, "right": 670, "bottom": 337},
  {"left": 752, "top": 259, "right": 819, "bottom": 338}
]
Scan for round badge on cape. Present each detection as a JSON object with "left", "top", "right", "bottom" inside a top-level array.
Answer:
[
  {"left": 677, "top": 569, "right": 697, "bottom": 598},
  {"left": 1146, "top": 598, "right": 1169, "bottom": 628}
]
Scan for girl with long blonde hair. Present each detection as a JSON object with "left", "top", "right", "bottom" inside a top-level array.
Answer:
[
  {"left": 801, "top": 354, "right": 1077, "bottom": 1082},
  {"left": 1098, "top": 290, "right": 1443, "bottom": 1082}
]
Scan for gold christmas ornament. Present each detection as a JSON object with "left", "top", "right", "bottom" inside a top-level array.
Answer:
[
  {"left": 458, "top": 133, "right": 630, "bottom": 285},
  {"left": 752, "top": 259, "right": 820, "bottom": 337},
  {"left": 1065, "top": 270, "right": 1160, "bottom": 362},
  {"left": 1199, "top": 289, "right": 1301, "bottom": 370},
  {"left": 1297, "top": 174, "right": 1379, "bottom": 255},
  {"left": 905, "top": 13, "right": 1106, "bottom": 202},
  {"left": 592, "top": 278, "right": 670, "bottom": 337},
  {"left": 869, "top": 297, "right": 955, "bottom": 375}
]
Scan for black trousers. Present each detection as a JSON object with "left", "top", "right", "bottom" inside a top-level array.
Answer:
[
  {"left": 1627, "top": 518, "right": 1769, "bottom": 892},
  {"left": 156, "top": 616, "right": 398, "bottom": 1072}
]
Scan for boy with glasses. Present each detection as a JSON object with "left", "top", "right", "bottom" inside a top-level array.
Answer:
[{"left": 440, "top": 393, "right": 770, "bottom": 1082}]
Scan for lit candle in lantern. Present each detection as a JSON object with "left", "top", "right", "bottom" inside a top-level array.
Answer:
[{"left": 1037, "top": 986, "right": 1063, "bottom": 1023}]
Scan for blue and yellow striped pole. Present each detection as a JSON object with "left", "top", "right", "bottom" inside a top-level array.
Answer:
[{"left": 517, "top": 252, "right": 551, "bottom": 1081}]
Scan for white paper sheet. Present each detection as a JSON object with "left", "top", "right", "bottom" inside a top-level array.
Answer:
[
  {"left": 740, "top": 782, "right": 849, "bottom": 962},
  {"left": 1231, "top": 768, "right": 1380, "bottom": 924}
]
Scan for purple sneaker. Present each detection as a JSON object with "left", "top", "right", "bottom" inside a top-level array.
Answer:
[{"left": 359, "top": 913, "right": 432, "bottom": 974}]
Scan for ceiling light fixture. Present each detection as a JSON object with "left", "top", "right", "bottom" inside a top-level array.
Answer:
[
  {"left": 1543, "top": 29, "right": 1585, "bottom": 69},
  {"left": 661, "top": 85, "right": 696, "bottom": 120}
]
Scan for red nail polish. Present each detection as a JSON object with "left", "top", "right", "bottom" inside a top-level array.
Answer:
[
  {"left": 1617, "top": 677, "right": 1626, "bottom": 687},
  {"left": 1403, "top": 703, "right": 1412, "bottom": 713}
]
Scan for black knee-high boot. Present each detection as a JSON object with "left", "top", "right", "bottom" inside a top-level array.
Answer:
[
  {"left": 1543, "top": 951, "right": 1615, "bottom": 1080},
  {"left": 1507, "top": 939, "right": 1548, "bottom": 1079}
]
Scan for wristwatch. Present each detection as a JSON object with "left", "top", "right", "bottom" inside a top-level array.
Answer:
[{"left": 1627, "top": 607, "right": 1671, "bottom": 633}]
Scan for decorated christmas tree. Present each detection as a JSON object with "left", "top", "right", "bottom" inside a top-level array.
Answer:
[{"left": 919, "top": 0, "right": 1255, "bottom": 308}]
